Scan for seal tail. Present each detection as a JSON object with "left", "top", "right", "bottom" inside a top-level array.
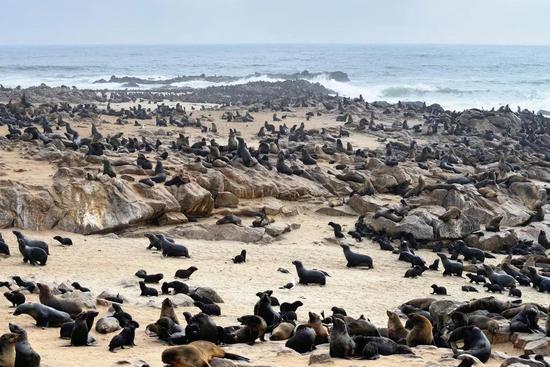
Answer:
[{"left": 223, "top": 352, "right": 250, "bottom": 362}]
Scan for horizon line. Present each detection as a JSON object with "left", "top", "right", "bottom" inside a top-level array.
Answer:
[{"left": 1, "top": 41, "right": 550, "bottom": 47}]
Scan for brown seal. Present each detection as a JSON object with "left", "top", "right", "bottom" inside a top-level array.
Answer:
[
  {"left": 0, "top": 333, "right": 20, "bottom": 367},
  {"left": 37, "top": 283, "right": 82, "bottom": 317},
  {"left": 304, "top": 312, "right": 329, "bottom": 344},
  {"left": 438, "top": 207, "right": 461, "bottom": 222},
  {"left": 160, "top": 298, "right": 180, "bottom": 325},
  {"left": 161, "top": 340, "right": 249, "bottom": 367},
  {"left": 402, "top": 298, "right": 436, "bottom": 311},
  {"left": 386, "top": 310, "right": 408, "bottom": 343},
  {"left": 229, "top": 315, "right": 267, "bottom": 345},
  {"left": 406, "top": 313, "right": 433, "bottom": 347},
  {"left": 270, "top": 322, "right": 295, "bottom": 341}
]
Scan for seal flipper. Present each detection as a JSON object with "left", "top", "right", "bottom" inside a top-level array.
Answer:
[{"left": 223, "top": 352, "right": 250, "bottom": 362}]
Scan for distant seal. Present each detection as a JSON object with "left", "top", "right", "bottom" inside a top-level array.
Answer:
[
  {"left": 292, "top": 260, "right": 329, "bottom": 285},
  {"left": 0, "top": 238, "right": 9, "bottom": 256},
  {"left": 483, "top": 264, "right": 516, "bottom": 288},
  {"left": 285, "top": 325, "right": 315, "bottom": 353},
  {"left": 71, "top": 282, "right": 90, "bottom": 293},
  {"left": 16, "top": 240, "right": 47, "bottom": 266},
  {"left": 232, "top": 250, "right": 246, "bottom": 264},
  {"left": 144, "top": 233, "right": 162, "bottom": 250},
  {"left": 227, "top": 315, "right": 267, "bottom": 345},
  {"left": 8, "top": 324, "right": 40, "bottom": 367},
  {"left": 341, "top": 244, "right": 373, "bottom": 268},
  {"left": 158, "top": 235, "right": 190, "bottom": 258},
  {"left": 280, "top": 300, "right": 303, "bottom": 321},
  {"left": 431, "top": 284, "right": 448, "bottom": 295},
  {"left": 162, "top": 340, "right": 249, "bottom": 367},
  {"left": 37, "top": 283, "right": 82, "bottom": 316},
  {"left": 486, "top": 215, "right": 503, "bottom": 232},
  {"left": 4, "top": 291, "right": 25, "bottom": 307},
  {"left": 216, "top": 215, "right": 242, "bottom": 226},
  {"left": 53, "top": 236, "right": 73, "bottom": 246},
  {"left": 135, "top": 270, "right": 164, "bottom": 283},
  {"left": 455, "top": 241, "right": 485, "bottom": 263},
  {"left": 14, "top": 303, "right": 71, "bottom": 327},
  {"left": 406, "top": 313, "right": 433, "bottom": 347},
  {"left": 466, "top": 273, "right": 486, "bottom": 284},
  {"left": 194, "top": 301, "right": 221, "bottom": 316},
  {"left": 448, "top": 326, "right": 491, "bottom": 363},
  {"left": 161, "top": 281, "right": 189, "bottom": 295},
  {"left": 0, "top": 333, "right": 19, "bottom": 367},
  {"left": 437, "top": 253, "right": 463, "bottom": 276},
  {"left": 175, "top": 266, "right": 198, "bottom": 279},
  {"left": 386, "top": 310, "right": 408, "bottom": 343},
  {"left": 528, "top": 267, "right": 550, "bottom": 292},
  {"left": 329, "top": 317, "right": 355, "bottom": 358},
  {"left": 160, "top": 298, "right": 180, "bottom": 325},
  {"left": 185, "top": 313, "right": 220, "bottom": 344},
  {"left": 439, "top": 207, "right": 461, "bottom": 222},
  {"left": 270, "top": 321, "right": 295, "bottom": 341}
]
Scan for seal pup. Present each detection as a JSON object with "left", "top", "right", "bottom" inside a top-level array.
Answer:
[
  {"left": 329, "top": 317, "right": 355, "bottom": 358},
  {"left": 305, "top": 312, "right": 329, "bottom": 344},
  {"left": 71, "top": 282, "right": 90, "bottom": 293},
  {"left": 139, "top": 281, "right": 158, "bottom": 297},
  {"left": 292, "top": 260, "right": 329, "bottom": 286},
  {"left": 0, "top": 333, "right": 19, "bottom": 367},
  {"left": 406, "top": 313, "right": 433, "bottom": 347},
  {"left": 8, "top": 324, "right": 40, "bottom": 367},
  {"left": 232, "top": 250, "right": 246, "bottom": 264},
  {"left": 175, "top": 266, "right": 198, "bottom": 279},
  {"left": 194, "top": 301, "right": 221, "bottom": 316},
  {"left": 431, "top": 284, "right": 448, "bottom": 295},
  {"left": 341, "top": 244, "right": 373, "bottom": 268},
  {"left": 108, "top": 321, "right": 139, "bottom": 352},
  {"left": 37, "top": 283, "right": 82, "bottom": 316},
  {"left": 161, "top": 340, "right": 249, "bottom": 367},
  {"left": 53, "top": 236, "right": 73, "bottom": 246},
  {"left": 253, "top": 293, "right": 280, "bottom": 331},
  {"left": 70, "top": 312, "right": 94, "bottom": 346},
  {"left": 3, "top": 291, "right": 25, "bottom": 307},
  {"left": 135, "top": 270, "right": 164, "bottom": 283},
  {"left": 60, "top": 310, "right": 99, "bottom": 339},
  {"left": 354, "top": 336, "right": 413, "bottom": 359},
  {"left": 161, "top": 281, "right": 189, "bottom": 295}
]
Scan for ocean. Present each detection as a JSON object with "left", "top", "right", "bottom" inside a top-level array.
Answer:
[{"left": 1, "top": 44, "right": 549, "bottom": 111}]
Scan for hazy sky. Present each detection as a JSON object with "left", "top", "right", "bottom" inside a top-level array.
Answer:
[{"left": 1, "top": 0, "right": 549, "bottom": 45}]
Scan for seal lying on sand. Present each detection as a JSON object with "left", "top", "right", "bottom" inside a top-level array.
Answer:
[{"left": 162, "top": 341, "right": 249, "bottom": 367}]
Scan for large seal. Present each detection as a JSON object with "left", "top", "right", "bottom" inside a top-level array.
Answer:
[
  {"left": 305, "top": 312, "right": 329, "bottom": 344},
  {"left": 8, "top": 324, "right": 40, "bottom": 367},
  {"left": 437, "top": 253, "right": 463, "bottom": 276},
  {"left": 14, "top": 303, "right": 72, "bottom": 327},
  {"left": 406, "top": 313, "right": 433, "bottom": 347},
  {"left": 158, "top": 235, "right": 190, "bottom": 258},
  {"left": 226, "top": 315, "right": 267, "bottom": 345},
  {"left": 0, "top": 333, "right": 19, "bottom": 367},
  {"left": 12, "top": 231, "right": 49, "bottom": 254},
  {"left": 292, "top": 260, "right": 329, "bottom": 285},
  {"left": 454, "top": 241, "right": 485, "bottom": 263},
  {"left": 285, "top": 325, "right": 315, "bottom": 353},
  {"left": 37, "top": 283, "right": 82, "bottom": 317},
  {"left": 162, "top": 340, "right": 249, "bottom": 367},
  {"left": 483, "top": 265, "right": 516, "bottom": 288},
  {"left": 510, "top": 305, "right": 544, "bottom": 333},
  {"left": 341, "top": 244, "right": 373, "bottom": 268},
  {"left": 71, "top": 312, "right": 94, "bottom": 346},
  {"left": 448, "top": 326, "right": 491, "bottom": 363},
  {"left": 16, "top": 240, "right": 47, "bottom": 266},
  {"left": 185, "top": 313, "right": 221, "bottom": 344},
  {"left": 329, "top": 317, "right": 355, "bottom": 358},
  {"left": 253, "top": 293, "right": 281, "bottom": 331},
  {"left": 386, "top": 310, "right": 408, "bottom": 343}
]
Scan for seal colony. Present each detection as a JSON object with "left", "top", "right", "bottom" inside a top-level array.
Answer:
[{"left": 0, "top": 81, "right": 549, "bottom": 367}]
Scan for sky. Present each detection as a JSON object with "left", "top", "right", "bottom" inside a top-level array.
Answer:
[{"left": 1, "top": 0, "right": 549, "bottom": 45}]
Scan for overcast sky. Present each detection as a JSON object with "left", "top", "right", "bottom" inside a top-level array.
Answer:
[{"left": 1, "top": 0, "right": 549, "bottom": 45}]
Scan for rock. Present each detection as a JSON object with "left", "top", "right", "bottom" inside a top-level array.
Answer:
[
  {"left": 60, "top": 290, "right": 95, "bottom": 308},
  {"left": 173, "top": 182, "right": 214, "bottom": 217},
  {"left": 158, "top": 212, "right": 188, "bottom": 225},
  {"left": 501, "top": 357, "right": 546, "bottom": 367},
  {"left": 315, "top": 206, "right": 356, "bottom": 217},
  {"left": 308, "top": 350, "right": 332, "bottom": 365},
  {"left": 210, "top": 359, "right": 237, "bottom": 367},
  {"left": 170, "top": 293, "right": 194, "bottom": 307},
  {"left": 172, "top": 223, "right": 266, "bottom": 243},
  {"left": 265, "top": 222, "right": 299, "bottom": 237},
  {"left": 466, "top": 231, "right": 518, "bottom": 251},
  {"left": 348, "top": 195, "right": 384, "bottom": 215},
  {"left": 486, "top": 322, "right": 512, "bottom": 344},
  {"left": 95, "top": 316, "right": 121, "bottom": 334},
  {"left": 524, "top": 337, "right": 550, "bottom": 355},
  {"left": 97, "top": 290, "right": 128, "bottom": 303},
  {"left": 371, "top": 209, "right": 435, "bottom": 240},
  {"left": 512, "top": 333, "right": 545, "bottom": 350},
  {"left": 214, "top": 192, "right": 239, "bottom": 208}
]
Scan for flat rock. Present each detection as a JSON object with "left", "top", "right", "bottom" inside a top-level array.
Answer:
[{"left": 172, "top": 223, "right": 266, "bottom": 243}]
